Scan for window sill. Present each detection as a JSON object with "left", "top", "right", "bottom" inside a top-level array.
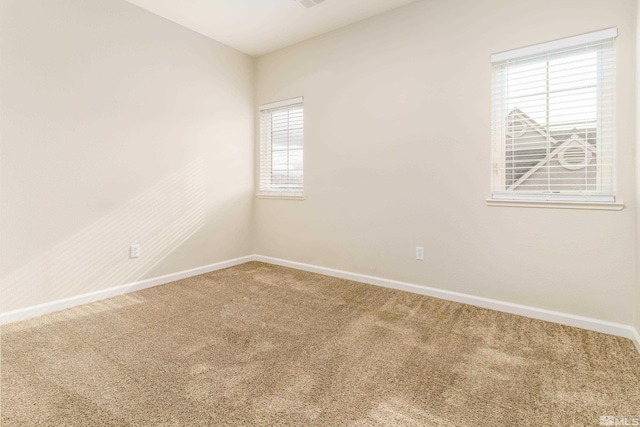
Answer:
[
  {"left": 485, "top": 198, "right": 624, "bottom": 211},
  {"left": 256, "top": 194, "right": 305, "bottom": 200}
]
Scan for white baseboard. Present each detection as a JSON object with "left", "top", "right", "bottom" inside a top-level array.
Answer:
[
  {"left": 255, "top": 255, "right": 640, "bottom": 352},
  {"left": 632, "top": 327, "right": 640, "bottom": 354},
  {"left": 0, "top": 255, "right": 255, "bottom": 325},
  {"left": 3, "top": 253, "right": 639, "bottom": 355}
]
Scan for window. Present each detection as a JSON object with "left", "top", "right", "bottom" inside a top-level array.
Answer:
[
  {"left": 490, "top": 28, "right": 617, "bottom": 205},
  {"left": 258, "top": 97, "right": 304, "bottom": 198}
]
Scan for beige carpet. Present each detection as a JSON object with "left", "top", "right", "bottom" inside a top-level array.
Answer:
[{"left": 1, "top": 261, "right": 639, "bottom": 426}]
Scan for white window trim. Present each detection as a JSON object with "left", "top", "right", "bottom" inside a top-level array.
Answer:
[
  {"left": 491, "top": 28, "right": 618, "bottom": 63},
  {"left": 489, "top": 28, "right": 620, "bottom": 210},
  {"left": 259, "top": 97, "right": 304, "bottom": 111},
  {"left": 256, "top": 194, "right": 306, "bottom": 200},
  {"left": 486, "top": 199, "right": 624, "bottom": 211},
  {"left": 257, "top": 97, "right": 305, "bottom": 199}
]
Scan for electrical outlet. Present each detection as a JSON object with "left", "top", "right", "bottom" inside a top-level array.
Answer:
[
  {"left": 416, "top": 246, "right": 424, "bottom": 261},
  {"left": 130, "top": 244, "right": 140, "bottom": 258}
]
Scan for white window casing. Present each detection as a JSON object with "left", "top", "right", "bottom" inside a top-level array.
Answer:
[
  {"left": 490, "top": 28, "right": 619, "bottom": 207},
  {"left": 258, "top": 97, "right": 304, "bottom": 198}
]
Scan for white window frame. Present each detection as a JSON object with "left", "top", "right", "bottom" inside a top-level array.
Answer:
[
  {"left": 257, "top": 97, "right": 304, "bottom": 199},
  {"left": 488, "top": 28, "right": 623, "bottom": 210}
]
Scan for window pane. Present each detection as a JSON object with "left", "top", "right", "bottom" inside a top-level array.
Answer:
[
  {"left": 492, "top": 35, "right": 615, "bottom": 202},
  {"left": 272, "top": 130, "right": 289, "bottom": 150},
  {"left": 507, "top": 94, "right": 547, "bottom": 126},
  {"left": 272, "top": 150, "right": 288, "bottom": 172},
  {"left": 289, "top": 129, "right": 303, "bottom": 149},
  {"left": 549, "top": 87, "right": 597, "bottom": 128},
  {"left": 289, "top": 149, "right": 303, "bottom": 175},
  {"left": 258, "top": 100, "right": 304, "bottom": 196},
  {"left": 507, "top": 61, "right": 547, "bottom": 98},
  {"left": 548, "top": 52, "right": 597, "bottom": 91},
  {"left": 271, "top": 110, "right": 289, "bottom": 132}
]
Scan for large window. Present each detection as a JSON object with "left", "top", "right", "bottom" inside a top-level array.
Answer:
[
  {"left": 491, "top": 29, "right": 617, "bottom": 204},
  {"left": 258, "top": 97, "right": 304, "bottom": 198}
]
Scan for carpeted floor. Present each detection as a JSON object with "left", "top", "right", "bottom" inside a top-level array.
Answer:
[{"left": 1, "top": 261, "right": 639, "bottom": 426}]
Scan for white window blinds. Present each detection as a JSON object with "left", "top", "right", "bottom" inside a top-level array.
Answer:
[
  {"left": 491, "top": 28, "right": 617, "bottom": 203},
  {"left": 258, "top": 97, "right": 304, "bottom": 198}
]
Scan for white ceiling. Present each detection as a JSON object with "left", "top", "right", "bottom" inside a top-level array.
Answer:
[{"left": 126, "top": 0, "right": 418, "bottom": 57}]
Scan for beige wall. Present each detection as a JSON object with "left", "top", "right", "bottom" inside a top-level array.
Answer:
[
  {"left": 0, "top": 0, "right": 254, "bottom": 312},
  {"left": 1, "top": 0, "right": 637, "bottom": 330},
  {"left": 255, "top": 0, "right": 637, "bottom": 324}
]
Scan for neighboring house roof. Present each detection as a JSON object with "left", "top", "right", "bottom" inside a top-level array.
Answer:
[
  {"left": 506, "top": 108, "right": 559, "bottom": 144},
  {"left": 505, "top": 109, "right": 596, "bottom": 191},
  {"left": 508, "top": 133, "right": 596, "bottom": 190}
]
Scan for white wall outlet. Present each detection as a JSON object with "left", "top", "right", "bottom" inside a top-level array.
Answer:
[
  {"left": 415, "top": 246, "right": 424, "bottom": 261},
  {"left": 130, "top": 244, "right": 140, "bottom": 258}
]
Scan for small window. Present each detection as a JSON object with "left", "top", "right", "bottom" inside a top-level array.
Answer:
[
  {"left": 258, "top": 97, "right": 304, "bottom": 198},
  {"left": 490, "top": 28, "right": 617, "bottom": 204}
]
